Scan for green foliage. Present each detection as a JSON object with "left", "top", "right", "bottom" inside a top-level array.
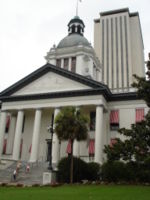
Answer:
[
  {"left": 101, "top": 160, "right": 150, "bottom": 183},
  {"left": 132, "top": 75, "right": 150, "bottom": 107},
  {"left": 87, "top": 162, "right": 100, "bottom": 181},
  {"left": 57, "top": 157, "right": 88, "bottom": 183},
  {"left": 55, "top": 106, "right": 89, "bottom": 183},
  {"left": 55, "top": 107, "right": 89, "bottom": 141},
  {"left": 57, "top": 157, "right": 101, "bottom": 183},
  {"left": 104, "top": 113, "right": 150, "bottom": 163},
  {"left": 101, "top": 161, "right": 127, "bottom": 182}
]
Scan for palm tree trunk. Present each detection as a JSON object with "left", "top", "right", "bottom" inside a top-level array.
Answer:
[{"left": 70, "top": 139, "right": 74, "bottom": 183}]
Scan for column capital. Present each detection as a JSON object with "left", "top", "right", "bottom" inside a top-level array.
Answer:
[
  {"left": 35, "top": 108, "right": 42, "bottom": 111},
  {"left": 54, "top": 107, "right": 60, "bottom": 110},
  {"left": 96, "top": 104, "right": 103, "bottom": 107}
]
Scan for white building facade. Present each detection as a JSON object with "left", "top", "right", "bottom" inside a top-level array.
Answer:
[{"left": 0, "top": 9, "right": 147, "bottom": 166}]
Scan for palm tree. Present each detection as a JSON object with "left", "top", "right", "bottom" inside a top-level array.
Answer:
[{"left": 54, "top": 106, "right": 89, "bottom": 183}]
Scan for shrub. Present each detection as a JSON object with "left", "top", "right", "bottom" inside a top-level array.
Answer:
[
  {"left": 144, "top": 157, "right": 150, "bottom": 169},
  {"left": 87, "top": 162, "right": 100, "bottom": 181},
  {"left": 57, "top": 156, "right": 88, "bottom": 183},
  {"left": 137, "top": 169, "right": 150, "bottom": 183},
  {"left": 125, "top": 161, "right": 139, "bottom": 182},
  {"left": 101, "top": 161, "right": 126, "bottom": 182}
]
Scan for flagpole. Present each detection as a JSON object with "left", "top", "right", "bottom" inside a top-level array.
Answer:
[{"left": 76, "top": 0, "right": 78, "bottom": 16}]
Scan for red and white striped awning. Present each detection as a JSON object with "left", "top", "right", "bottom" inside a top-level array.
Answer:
[
  {"left": 136, "top": 108, "right": 144, "bottom": 123},
  {"left": 89, "top": 139, "right": 95, "bottom": 155},
  {"left": 110, "top": 138, "right": 117, "bottom": 147},
  {"left": 110, "top": 110, "right": 119, "bottom": 123},
  {"left": 66, "top": 140, "right": 72, "bottom": 154}
]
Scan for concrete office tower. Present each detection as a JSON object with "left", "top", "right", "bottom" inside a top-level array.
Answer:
[{"left": 94, "top": 8, "right": 145, "bottom": 93}]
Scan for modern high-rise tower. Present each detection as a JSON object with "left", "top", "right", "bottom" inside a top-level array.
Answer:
[{"left": 94, "top": 8, "right": 145, "bottom": 93}]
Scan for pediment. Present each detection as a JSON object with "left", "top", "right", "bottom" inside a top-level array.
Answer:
[{"left": 12, "top": 71, "right": 91, "bottom": 96}]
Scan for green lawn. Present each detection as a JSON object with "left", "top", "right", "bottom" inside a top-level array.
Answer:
[{"left": 0, "top": 185, "right": 150, "bottom": 200}]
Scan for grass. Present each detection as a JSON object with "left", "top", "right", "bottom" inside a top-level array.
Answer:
[{"left": 0, "top": 185, "right": 150, "bottom": 200}]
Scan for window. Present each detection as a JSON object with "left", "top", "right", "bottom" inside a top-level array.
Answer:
[
  {"left": 5, "top": 115, "right": 10, "bottom": 133},
  {"left": 90, "top": 112, "right": 96, "bottom": 131},
  {"left": 110, "top": 110, "right": 119, "bottom": 130},
  {"left": 71, "top": 57, "right": 76, "bottom": 73},
  {"left": 56, "top": 59, "right": 61, "bottom": 67},
  {"left": 136, "top": 108, "right": 144, "bottom": 123},
  {"left": 64, "top": 58, "right": 69, "bottom": 70}
]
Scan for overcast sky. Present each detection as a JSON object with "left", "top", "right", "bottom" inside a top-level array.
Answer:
[{"left": 0, "top": 0, "right": 150, "bottom": 91}]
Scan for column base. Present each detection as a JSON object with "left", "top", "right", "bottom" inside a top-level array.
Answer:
[{"left": 43, "top": 171, "right": 57, "bottom": 185}]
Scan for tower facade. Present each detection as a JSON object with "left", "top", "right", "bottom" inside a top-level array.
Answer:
[{"left": 94, "top": 8, "right": 145, "bottom": 93}]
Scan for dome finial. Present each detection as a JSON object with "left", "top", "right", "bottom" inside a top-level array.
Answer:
[{"left": 76, "top": 0, "right": 82, "bottom": 16}]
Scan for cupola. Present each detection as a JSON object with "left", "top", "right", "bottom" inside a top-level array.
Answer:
[{"left": 68, "top": 16, "right": 85, "bottom": 36}]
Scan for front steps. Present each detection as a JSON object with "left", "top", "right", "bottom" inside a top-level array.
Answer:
[{"left": 0, "top": 160, "right": 51, "bottom": 185}]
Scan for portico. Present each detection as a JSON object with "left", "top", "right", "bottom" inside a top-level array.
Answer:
[{"left": 0, "top": 92, "right": 107, "bottom": 165}]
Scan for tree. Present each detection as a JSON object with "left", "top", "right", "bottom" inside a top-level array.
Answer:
[
  {"left": 54, "top": 106, "right": 89, "bottom": 183},
  {"left": 104, "top": 53, "right": 150, "bottom": 164}
]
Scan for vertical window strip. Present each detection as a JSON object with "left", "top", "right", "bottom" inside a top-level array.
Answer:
[
  {"left": 106, "top": 19, "right": 109, "bottom": 86},
  {"left": 115, "top": 17, "right": 119, "bottom": 89},
  {"left": 64, "top": 58, "right": 69, "bottom": 70},
  {"left": 111, "top": 18, "right": 114, "bottom": 89},
  {"left": 56, "top": 59, "right": 61, "bottom": 67},
  {"left": 120, "top": 16, "right": 124, "bottom": 88},
  {"left": 71, "top": 57, "right": 76, "bottom": 73},
  {"left": 102, "top": 20, "right": 105, "bottom": 83},
  {"left": 124, "top": 16, "right": 129, "bottom": 88}
]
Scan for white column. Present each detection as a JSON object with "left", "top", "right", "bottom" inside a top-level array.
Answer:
[
  {"left": 0, "top": 111, "right": 7, "bottom": 159},
  {"left": 6, "top": 114, "right": 17, "bottom": 154},
  {"left": 29, "top": 109, "right": 42, "bottom": 163},
  {"left": 73, "top": 140, "right": 80, "bottom": 157},
  {"left": 61, "top": 59, "right": 64, "bottom": 68},
  {"left": 68, "top": 58, "right": 72, "bottom": 71},
  {"left": 73, "top": 106, "right": 80, "bottom": 157},
  {"left": 12, "top": 110, "right": 24, "bottom": 160},
  {"left": 52, "top": 108, "right": 60, "bottom": 167},
  {"left": 95, "top": 105, "right": 103, "bottom": 164}
]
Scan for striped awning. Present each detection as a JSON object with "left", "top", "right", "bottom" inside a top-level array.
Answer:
[
  {"left": 66, "top": 140, "right": 72, "bottom": 154},
  {"left": 89, "top": 139, "right": 95, "bottom": 154},
  {"left": 136, "top": 108, "right": 144, "bottom": 123},
  {"left": 110, "top": 110, "right": 119, "bottom": 123},
  {"left": 110, "top": 138, "right": 117, "bottom": 147}
]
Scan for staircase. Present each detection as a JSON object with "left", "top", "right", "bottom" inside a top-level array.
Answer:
[{"left": 0, "top": 160, "right": 50, "bottom": 185}]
